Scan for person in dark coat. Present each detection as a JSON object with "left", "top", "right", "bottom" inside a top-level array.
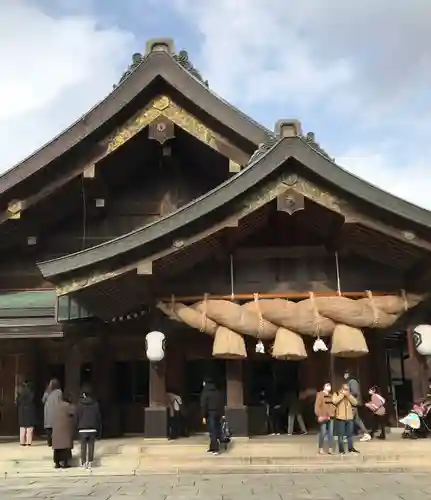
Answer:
[
  {"left": 52, "top": 393, "right": 75, "bottom": 468},
  {"left": 16, "top": 381, "right": 36, "bottom": 446},
  {"left": 75, "top": 385, "right": 101, "bottom": 469},
  {"left": 200, "top": 378, "right": 224, "bottom": 454},
  {"left": 42, "top": 379, "right": 63, "bottom": 447}
]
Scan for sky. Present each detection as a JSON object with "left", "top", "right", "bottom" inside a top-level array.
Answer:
[{"left": 1, "top": 0, "right": 431, "bottom": 208}]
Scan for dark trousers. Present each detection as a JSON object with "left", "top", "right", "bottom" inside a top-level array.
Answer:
[
  {"left": 45, "top": 428, "right": 53, "bottom": 447},
  {"left": 79, "top": 431, "right": 96, "bottom": 463},
  {"left": 53, "top": 448, "right": 71, "bottom": 466},
  {"left": 207, "top": 414, "right": 221, "bottom": 452},
  {"left": 268, "top": 407, "right": 281, "bottom": 434},
  {"left": 336, "top": 419, "right": 354, "bottom": 453},
  {"left": 370, "top": 414, "right": 386, "bottom": 439},
  {"left": 168, "top": 411, "right": 181, "bottom": 439}
]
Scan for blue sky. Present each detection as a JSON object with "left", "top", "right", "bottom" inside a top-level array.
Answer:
[{"left": 1, "top": 0, "right": 431, "bottom": 207}]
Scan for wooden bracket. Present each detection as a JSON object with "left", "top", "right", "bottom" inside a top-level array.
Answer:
[
  {"left": 7, "top": 200, "right": 23, "bottom": 220},
  {"left": 137, "top": 261, "right": 153, "bottom": 275},
  {"left": 83, "top": 165, "right": 96, "bottom": 179}
]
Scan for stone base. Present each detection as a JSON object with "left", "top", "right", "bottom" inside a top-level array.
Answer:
[
  {"left": 225, "top": 406, "right": 248, "bottom": 437},
  {"left": 144, "top": 406, "right": 168, "bottom": 438}
]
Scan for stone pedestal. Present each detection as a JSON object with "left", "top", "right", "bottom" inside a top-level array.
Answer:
[
  {"left": 225, "top": 405, "right": 248, "bottom": 437},
  {"left": 144, "top": 406, "right": 168, "bottom": 438}
]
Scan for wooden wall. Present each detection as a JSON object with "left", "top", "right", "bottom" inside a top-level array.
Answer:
[{"left": 160, "top": 252, "right": 403, "bottom": 297}]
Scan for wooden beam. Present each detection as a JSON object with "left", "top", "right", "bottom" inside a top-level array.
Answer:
[
  {"left": 157, "top": 290, "right": 396, "bottom": 303},
  {"left": 233, "top": 245, "right": 328, "bottom": 261},
  {"left": 344, "top": 209, "right": 431, "bottom": 252}
]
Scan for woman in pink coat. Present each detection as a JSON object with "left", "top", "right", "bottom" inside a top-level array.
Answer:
[{"left": 365, "top": 386, "right": 386, "bottom": 440}]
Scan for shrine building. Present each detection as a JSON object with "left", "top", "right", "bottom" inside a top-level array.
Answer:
[{"left": 0, "top": 38, "right": 430, "bottom": 438}]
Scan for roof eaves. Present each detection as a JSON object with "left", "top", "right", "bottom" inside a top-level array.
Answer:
[{"left": 296, "top": 137, "right": 431, "bottom": 229}]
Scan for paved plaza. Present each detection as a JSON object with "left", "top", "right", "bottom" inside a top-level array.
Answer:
[{"left": 0, "top": 472, "right": 430, "bottom": 499}]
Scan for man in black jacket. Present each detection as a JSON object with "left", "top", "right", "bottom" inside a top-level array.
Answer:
[
  {"left": 200, "top": 378, "right": 224, "bottom": 454},
  {"left": 75, "top": 385, "right": 101, "bottom": 469}
]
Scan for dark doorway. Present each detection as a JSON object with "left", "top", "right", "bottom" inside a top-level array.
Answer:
[
  {"left": 184, "top": 359, "right": 226, "bottom": 434},
  {"left": 246, "top": 359, "right": 299, "bottom": 405},
  {"left": 246, "top": 359, "right": 300, "bottom": 435},
  {"left": 80, "top": 362, "right": 93, "bottom": 388},
  {"left": 113, "top": 360, "right": 149, "bottom": 434}
]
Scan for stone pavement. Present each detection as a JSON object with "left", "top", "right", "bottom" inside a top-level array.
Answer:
[{"left": 0, "top": 472, "right": 431, "bottom": 499}]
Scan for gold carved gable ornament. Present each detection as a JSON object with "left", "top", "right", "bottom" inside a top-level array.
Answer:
[{"left": 97, "top": 95, "right": 242, "bottom": 172}]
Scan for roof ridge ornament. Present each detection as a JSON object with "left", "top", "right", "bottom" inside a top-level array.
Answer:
[
  {"left": 172, "top": 50, "right": 209, "bottom": 87},
  {"left": 301, "top": 131, "right": 333, "bottom": 161},
  {"left": 114, "top": 39, "right": 208, "bottom": 88}
]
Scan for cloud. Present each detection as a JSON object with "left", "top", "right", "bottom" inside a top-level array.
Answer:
[
  {"left": 168, "top": 0, "right": 431, "bottom": 209},
  {"left": 0, "top": 1, "right": 134, "bottom": 169},
  {"left": 1, "top": 0, "right": 430, "bottom": 212}
]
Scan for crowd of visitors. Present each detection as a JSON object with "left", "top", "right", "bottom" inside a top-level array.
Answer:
[
  {"left": 14, "top": 368, "right": 392, "bottom": 465},
  {"left": 16, "top": 379, "right": 101, "bottom": 469},
  {"left": 314, "top": 370, "right": 387, "bottom": 454}
]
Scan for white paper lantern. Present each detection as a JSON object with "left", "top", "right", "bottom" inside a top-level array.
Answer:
[
  {"left": 145, "top": 331, "right": 166, "bottom": 362},
  {"left": 413, "top": 324, "right": 431, "bottom": 356}
]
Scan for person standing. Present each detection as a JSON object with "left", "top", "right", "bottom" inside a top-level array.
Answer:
[
  {"left": 344, "top": 370, "right": 371, "bottom": 442},
  {"left": 42, "top": 379, "right": 63, "bottom": 447},
  {"left": 332, "top": 383, "right": 360, "bottom": 454},
  {"left": 200, "top": 378, "right": 224, "bottom": 455},
  {"left": 52, "top": 393, "right": 75, "bottom": 469},
  {"left": 16, "top": 381, "right": 36, "bottom": 446},
  {"left": 75, "top": 386, "right": 101, "bottom": 469},
  {"left": 285, "top": 390, "right": 307, "bottom": 435},
  {"left": 314, "top": 382, "right": 335, "bottom": 454},
  {"left": 167, "top": 390, "right": 183, "bottom": 440},
  {"left": 365, "top": 385, "right": 386, "bottom": 440}
]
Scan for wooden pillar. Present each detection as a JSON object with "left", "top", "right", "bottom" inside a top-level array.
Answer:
[
  {"left": 93, "top": 333, "right": 119, "bottom": 437},
  {"left": 144, "top": 360, "right": 168, "bottom": 437},
  {"left": 225, "top": 359, "right": 248, "bottom": 436},
  {"left": 64, "top": 340, "right": 81, "bottom": 402},
  {"left": 407, "top": 327, "right": 429, "bottom": 402}
]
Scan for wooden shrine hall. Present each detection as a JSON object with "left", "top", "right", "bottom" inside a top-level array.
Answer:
[{"left": 0, "top": 38, "right": 430, "bottom": 437}]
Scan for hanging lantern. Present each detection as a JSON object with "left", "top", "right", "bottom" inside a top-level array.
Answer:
[
  {"left": 313, "top": 337, "right": 328, "bottom": 352},
  {"left": 413, "top": 325, "right": 431, "bottom": 356},
  {"left": 145, "top": 331, "right": 166, "bottom": 362},
  {"left": 255, "top": 339, "right": 265, "bottom": 354}
]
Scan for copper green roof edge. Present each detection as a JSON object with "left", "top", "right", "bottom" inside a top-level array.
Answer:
[
  {"left": 37, "top": 136, "right": 431, "bottom": 280},
  {"left": 0, "top": 290, "right": 56, "bottom": 310}
]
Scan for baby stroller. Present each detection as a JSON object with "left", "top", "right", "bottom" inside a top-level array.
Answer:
[
  {"left": 219, "top": 415, "right": 232, "bottom": 450},
  {"left": 400, "top": 401, "right": 431, "bottom": 439}
]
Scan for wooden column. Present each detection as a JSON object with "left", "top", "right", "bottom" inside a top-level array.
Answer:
[
  {"left": 226, "top": 359, "right": 244, "bottom": 407},
  {"left": 149, "top": 360, "right": 167, "bottom": 407},
  {"left": 64, "top": 340, "right": 81, "bottom": 402},
  {"left": 144, "top": 360, "right": 168, "bottom": 437},
  {"left": 407, "top": 327, "right": 429, "bottom": 402},
  {"left": 93, "top": 333, "right": 119, "bottom": 437},
  {"left": 225, "top": 359, "right": 248, "bottom": 436}
]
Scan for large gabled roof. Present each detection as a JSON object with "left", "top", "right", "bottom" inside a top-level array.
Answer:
[
  {"left": 0, "top": 40, "right": 271, "bottom": 197},
  {"left": 38, "top": 136, "right": 431, "bottom": 281}
]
